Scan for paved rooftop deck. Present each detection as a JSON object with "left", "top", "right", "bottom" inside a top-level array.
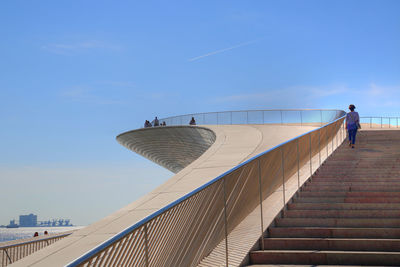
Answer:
[{"left": 11, "top": 124, "right": 315, "bottom": 267}]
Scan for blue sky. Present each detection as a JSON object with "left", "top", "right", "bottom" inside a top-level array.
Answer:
[{"left": 1, "top": 0, "right": 399, "bottom": 225}]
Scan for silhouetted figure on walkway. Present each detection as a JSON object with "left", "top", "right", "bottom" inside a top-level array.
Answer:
[
  {"left": 144, "top": 120, "right": 152, "bottom": 128},
  {"left": 44, "top": 231, "right": 48, "bottom": 235},
  {"left": 33, "top": 232, "right": 39, "bottom": 237},
  {"left": 154, "top": 117, "right": 160, "bottom": 127},
  {"left": 162, "top": 121, "right": 166, "bottom": 126},
  {"left": 345, "top": 104, "right": 360, "bottom": 149},
  {"left": 189, "top": 117, "right": 196, "bottom": 125}
]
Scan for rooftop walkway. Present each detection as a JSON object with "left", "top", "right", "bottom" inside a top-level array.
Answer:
[
  {"left": 8, "top": 112, "right": 400, "bottom": 266},
  {"left": 8, "top": 109, "right": 347, "bottom": 266},
  {"left": 11, "top": 124, "right": 316, "bottom": 267},
  {"left": 249, "top": 130, "right": 400, "bottom": 266}
]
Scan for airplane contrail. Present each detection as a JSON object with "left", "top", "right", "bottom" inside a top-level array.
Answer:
[{"left": 188, "top": 40, "right": 257, "bottom": 62}]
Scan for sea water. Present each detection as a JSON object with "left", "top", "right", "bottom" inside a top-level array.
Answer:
[{"left": 0, "top": 226, "right": 83, "bottom": 243}]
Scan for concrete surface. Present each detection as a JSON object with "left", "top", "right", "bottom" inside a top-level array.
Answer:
[
  {"left": 117, "top": 126, "right": 216, "bottom": 173},
  {"left": 11, "top": 124, "right": 315, "bottom": 267},
  {"left": 250, "top": 130, "right": 400, "bottom": 266}
]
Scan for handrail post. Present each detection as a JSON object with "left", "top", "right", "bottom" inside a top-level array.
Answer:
[
  {"left": 280, "top": 110, "right": 283, "bottom": 125},
  {"left": 262, "top": 111, "right": 265, "bottom": 124},
  {"left": 300, "top": 110, "right": 303, "bottom": 126},
  {"left": 318, "top": 129, "right": 321, "bottom": 166},
  {"left": 223, "top": 177, "right": 228, "bottom": 267},
  {"left": 281, "top": 147, "right": 286, "bottom": 205},
  {"left": 258, "top": 159, "right": 264, "bottom": 250},
  {"left": 309, "top": 134, "right": 312, "bottom": 176},
  {"left": 336, "top": 127, "right": 338, "bottom": 149},
  {"left": 5, "top": 248, "right": 12, "bottom": 264},
  {"left": 320, "top": 110, "right": 323, "bottom": 126},
  {"left": 144, "top": 224, "right": 149, "bottom": 267},
  {"left": 297, "top": 139, "right": 300, "bottom": 188},
  {"left": 326, "top": 127, "right": 329, "bottom": 158},
  {"left": 342, "top": 120, "right": 346, "bottom": 139},
  {"left": 246, "top": 111, "right": 249, "bottom": 124},
  {"left": 217, "top": 112, "right": 219, "bottom": 125},
  {"left": 230, "top": 111, "right": 232, "bottom": 125}
]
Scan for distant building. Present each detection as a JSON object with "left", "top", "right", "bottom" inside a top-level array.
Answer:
[
  {"left": 6, "top": 219, "right": 19, "bottom": 228},
  {"left": 19, "top": 213, "right": 37, "bottom": 227}
]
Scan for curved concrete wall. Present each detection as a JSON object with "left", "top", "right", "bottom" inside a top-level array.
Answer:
[{"left": 117, "top": 126, "right": 216, "bottom": 173}]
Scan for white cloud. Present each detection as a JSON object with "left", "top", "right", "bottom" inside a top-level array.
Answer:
[
  {"left": 42, "top": 41, "right": 121, "bottom": 55},
  {"left": 212, "top": 85, "right": 349, "bottom": 107},
  {"left": 211, "top": 83, "right": 400, "bottom": 113},
  {"left": 98, "top": 81, "right": 135, "bottom": 88},
  {"left": 359, "top": 83, "right": 400, "bottom": 109},
  {"left": 309, "top": 85, "right": 349, "bottom": 98},
  {"left": 368, "top": 83, "right": 384, "bottom": 96},
  {"left": 61, "top": 86, "right": 124, "bottom": 105}
]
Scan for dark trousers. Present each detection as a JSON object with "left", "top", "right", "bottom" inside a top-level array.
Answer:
[{"left": 348, "top": 128, "right": 358, "bottom": 144}]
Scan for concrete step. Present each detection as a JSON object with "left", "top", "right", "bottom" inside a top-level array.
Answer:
[
  {"left": 321, "top": 161, "right": 400, "bottom": 164},
  {"left": 310, "top": 178, "right": 400, "bottom": 182},
  {"left": 313, "top": 176, "right": 400, "bottom": 180},
  {"left": 313, "top": 170, "right": 400, "bottom": 173},
  {"left": 283, "top": 209, "right": 400, "bottom": 218},
  {"left": 320, "top": 165, "right": 400, "bottom": 168},
  {"left": 302, "top": 185, "right": 400, "bottom": 192},
  {"left": 246, "top": 132, "right": 400, "bottom": 266},
  {"left": 247, "top": 265, "right": 382, "bottom": 267},
  {"left": 305, "top": 181, "right": 400, "bottom": 186},
  {"left": 250, "top": 250, "right": 400, "bottom": 265},
  {"left": 322, "top": 158, "right": 400, "bottom": 162},
  {"left": 315, "top": 173, "right": 400, "bottom": 178},
  {"left": 315, "top": 172, "right": 400, "bottom": 176},
  {"left": 268, "top": 227, "right": 400, "bottom": 239},
  {"left": 293, "top": 197, "right": 400, "bottom": 203},
  {"left": 320, "top": 166, "right": 399, "bottom": 170},
  {"left": 275, "top": 218, "right": 400, "bottom": 228},
  {"left": 288, "top": 202, "right": 400, "bottom": 210},
  {"left": 297, "top": 191, "right": 400, "bottom": 198},
  {"left": 317, "top": 170, "right": 400, "bottom": 173},
  {"left": 318, "top": 166, "right": 400, "bottom": 169},
  {"left": 263, "top": 238, "right": 400, "bottom": 252},
  {"left": 326, "top": 163, "right": 400, "bottom": 166}
]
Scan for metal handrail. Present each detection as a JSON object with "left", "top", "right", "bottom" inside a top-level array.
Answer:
[
  {"left": 148, "top": 109, "right": 344, "bottom": 127},
  {"left": 1, "top": 232, "right": 72, "bottom": 267},
  {"left": 360, "top": 116, "right": 400, "bottom": 128},
  {"left": 68, "top": 109, "right": 346, "bottom": 267}
]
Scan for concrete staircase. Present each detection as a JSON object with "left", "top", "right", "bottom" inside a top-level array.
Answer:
[{"left": 249, "top": 130, "right": 400, "bottom": 266}]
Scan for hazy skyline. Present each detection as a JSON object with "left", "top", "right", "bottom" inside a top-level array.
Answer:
[{"left": 1, "top": 0, "right": 399, "bottom": 225}]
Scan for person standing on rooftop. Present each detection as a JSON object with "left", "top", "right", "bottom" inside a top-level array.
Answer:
[
  {"left": 154, "top": 116, "right": 160, "bottom": 127},
  {"left": 345, "top": 104, "right": 360, "bottom": 149}
]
